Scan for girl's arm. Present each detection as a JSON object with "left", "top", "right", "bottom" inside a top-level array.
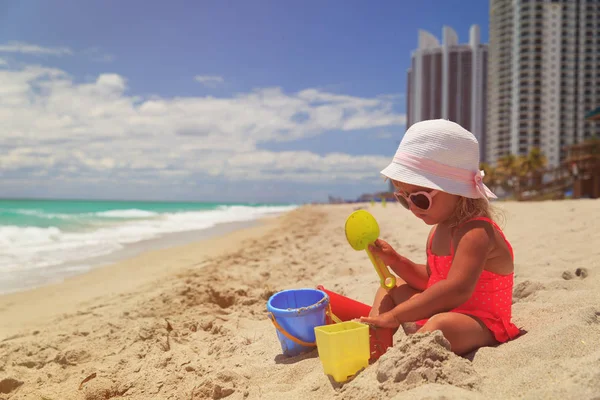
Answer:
[
  {"left": 362, "top": 221, "right": 493, "bottom": 327},
  {"left": 387, "top": 255, "right": 430, "bottom": 291},
  {"left": 370, "top": 227, "right": 435, "bottom": 291}
]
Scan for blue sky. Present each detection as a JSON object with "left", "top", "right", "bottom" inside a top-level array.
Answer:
[{"left": 0, "top": 1, "right": 489, "bottom": 203}]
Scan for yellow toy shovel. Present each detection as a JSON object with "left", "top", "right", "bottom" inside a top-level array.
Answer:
[{"left": 344, "top": 210, "right": 396, "bottom": 290}]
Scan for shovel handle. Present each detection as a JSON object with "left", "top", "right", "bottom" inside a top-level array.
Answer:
[{"left": 366, "top": 248, "right": 396, "bottom": 290}]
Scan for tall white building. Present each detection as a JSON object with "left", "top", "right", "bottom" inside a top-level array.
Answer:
[
  {"left": 487, "top": 0, "right": 600, "bottom": 168},
  {"left": 406, "top": 25, "right": 489, "bottom": 161}
]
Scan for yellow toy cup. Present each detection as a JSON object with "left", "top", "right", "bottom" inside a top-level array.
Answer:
[{"left": 314, "top": 321, "right": 370, "bottom": 383}]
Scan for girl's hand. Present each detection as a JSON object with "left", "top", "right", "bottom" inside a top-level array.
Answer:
[
  {"left": 368, "top": 238, "right": 401, "bottom": 267},
  {"left": 359, "top": 312, "right": 401, "bottom": 329}
]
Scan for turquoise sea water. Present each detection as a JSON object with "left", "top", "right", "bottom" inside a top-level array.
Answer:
[
  {"left": 0, "top": 199, "right": 296, "bottom": 293},
  {"left": 0, "top": 199, "right": 291, "bottom": 230}
]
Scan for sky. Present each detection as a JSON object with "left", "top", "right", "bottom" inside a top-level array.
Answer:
[{"left": 0, "top": 0, "right": 490, "bottom": 203}]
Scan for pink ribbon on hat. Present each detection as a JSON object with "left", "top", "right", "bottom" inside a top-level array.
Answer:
[{"left": 393, "top": 152, "right": 496, "bottom": 200}]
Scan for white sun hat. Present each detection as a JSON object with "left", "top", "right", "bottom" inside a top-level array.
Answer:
[{"left": 380, "top": 119, "right": 496, "bottom": 200}]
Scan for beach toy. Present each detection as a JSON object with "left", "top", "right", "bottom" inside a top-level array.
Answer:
[
  {"left": 345, "top": 210, "right": 396, "bottom": 290},
  {"left": 317, "top": 285, "right": 393, "bottom": 361},
  {"left": 317, "top": 285, "right": 371, "bottom": 322},
  {"left": 266, "top": 288, "right": 329, "bottom": 357},
  {"left": 314, "top": 321, "right": 370, "bottom": 382}
]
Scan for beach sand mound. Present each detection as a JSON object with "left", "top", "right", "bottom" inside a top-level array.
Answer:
[{"left": 341, "top": 331, "right": 479, "bottom": 399}]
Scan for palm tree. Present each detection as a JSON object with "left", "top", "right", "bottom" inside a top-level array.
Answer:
[
  {"left": 496, "top": 149, "right": 548, "bottom": 198},
  {"left": 528, "top": 147, "right": 547, "bottom": 170},
  {"left": 480, "top": 162, "right": 500, "bottom": 193},
  {"left": 497, "top": 154, "right": 518, "bottom": 175},
  {"left": 496, "top": 154, "right": 519, "bottom": 193},
  {"left": 524, "top": 147, "right": 548, "bottom": 187},
  {"left": 520, "top": 148, "right": 547, "bottom": 177},
  {"left": 515, "top": 155, "right": 531, "bottom": 199}
]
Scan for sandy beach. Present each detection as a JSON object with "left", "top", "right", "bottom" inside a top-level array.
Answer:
[{"left": 1, "top": 199, "right": 600, "bottom": 399}]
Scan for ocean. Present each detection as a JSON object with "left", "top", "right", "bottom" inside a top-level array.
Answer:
[{"left": 0, "top": 199, "right": 297, "bottom": 294}]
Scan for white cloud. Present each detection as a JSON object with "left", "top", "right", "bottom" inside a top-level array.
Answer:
[
  {"left": 194, "top": 75, "right": 224, "bottom": 87},
  {"left": 0, "top": 41, "right": 72, "bottom": 56},
  {"left": 0, "top": 62, "right": 405, "bottom": 191},
  {"left": 218, "top": 151, "right": 391, "bottom": 182},
  {"left": 0, "top": 58, "right": 6, "bottom": 66},
  {"left": 95, "top": 73, "right": 127, "bottom": 92}
]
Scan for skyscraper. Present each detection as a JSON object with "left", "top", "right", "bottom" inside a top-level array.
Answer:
[
  {"left": 406, "top": 25, "right": 488, "bottom": 161},
  {"left": 487, "top": 0, "right": 600, "bottom": 168}
]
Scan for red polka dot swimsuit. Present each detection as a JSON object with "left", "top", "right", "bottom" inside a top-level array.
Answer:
[{"left": 415, "top": 217, "right": 521, "bottom": 343}]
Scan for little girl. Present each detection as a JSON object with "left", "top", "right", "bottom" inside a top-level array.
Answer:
[{"left": 360, "top": 119, "right": 521, "bottom": 355}]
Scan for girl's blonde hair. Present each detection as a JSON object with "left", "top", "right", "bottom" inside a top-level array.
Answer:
[{"left": 448, "top": 197, "right": 505, "bottom": 229}]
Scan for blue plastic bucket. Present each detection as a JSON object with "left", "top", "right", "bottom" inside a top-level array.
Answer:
[{"left": 266, "top": 288, "right": 329, "bottom": 357}]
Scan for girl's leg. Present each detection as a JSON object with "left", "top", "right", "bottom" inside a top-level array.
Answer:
[
  {"left": 417, "top": 312, "right": 497, "bottom": 355},
  {"left": 369, "top": 277, "right": 421, "bottom": 334}
]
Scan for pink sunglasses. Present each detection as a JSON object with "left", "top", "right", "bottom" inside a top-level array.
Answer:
[{"left": 393, "top": 189, "right": 439, "bottom": 211}]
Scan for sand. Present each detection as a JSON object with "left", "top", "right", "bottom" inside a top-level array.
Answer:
[{"left": 1, "top": 200, "right": 600, "bottom": 399}]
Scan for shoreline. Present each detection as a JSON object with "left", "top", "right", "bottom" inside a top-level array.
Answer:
[
  {"left": 0, "top": 218, "right": 265, "bottom": 296},
  {"left": 0, "top": 209, "right": 289, "bottom": 340}
]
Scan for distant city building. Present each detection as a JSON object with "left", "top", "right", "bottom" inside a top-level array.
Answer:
[
  {"left": 487, "top": 0, "right": 600, "bottom": 168},
  {"left": 406, "top": 25, "right": 488, "bottom": 162}
]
